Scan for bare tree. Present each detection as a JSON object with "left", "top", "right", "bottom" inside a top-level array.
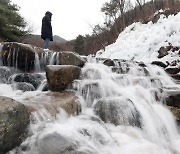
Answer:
[
  {"left": 135, "top": 0, "right": 146, "bottom": 19},
  {"left": 115, "top": 0, "right": 126, "bottom": 29}
]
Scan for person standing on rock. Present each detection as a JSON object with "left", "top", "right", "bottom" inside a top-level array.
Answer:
[{"left": 41, "top": 11, "right": 53, "bottom": 49}]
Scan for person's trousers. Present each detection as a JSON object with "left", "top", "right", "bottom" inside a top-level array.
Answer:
[{"left": 44, "top": 38, "right": 50, "bottom": 49}]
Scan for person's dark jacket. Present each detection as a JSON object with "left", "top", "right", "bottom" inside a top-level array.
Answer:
[{"left": 41, "top": 11, "right": 53, "bottom": 41}]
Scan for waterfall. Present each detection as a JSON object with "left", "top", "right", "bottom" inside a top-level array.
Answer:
[
  {"left": 0, "top": 45, "right": 179, "bottom": 153},
  {"left": 34, "top": 52, "right": 41, "bottom": 72},
  {"left": 49, "top": 52, "right": 57, "bottom": 65},
  {"left": 6, "top": 58, "right": 179, "bottom": 154},
  {"left": 0, "top": 43, "right": 3, "bottom": 66},
  {"left": 0, "top": 43, "right": 60, "bottom": 72},
  {"left": 37, "top": 51, "right": 59, "bottom": 71}
]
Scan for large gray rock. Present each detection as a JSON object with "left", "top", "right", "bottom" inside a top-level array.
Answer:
[
  {"left": 10, "top": 73, "right": 45, "bottom": 89},
  {"left": 57, "top": 51, "right": 86, "bottom": 67},
  {"left": 46, "top": 65, "right": 81, "bottom": 91},
  {"left": 37, "top": 133, "right": 80, "bottom": 154},
  {"left": 94, "top": 97, "right": 141, "bottom": 127},
  {"left": 24, "top": 132, "right": 91, "bottom": 154},
  {"left": 0, "top": 96, "right": 30, "bottom": 154}
]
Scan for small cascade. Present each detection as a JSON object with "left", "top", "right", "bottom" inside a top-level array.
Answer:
[
  {"left": 0, "top": 44, "right": 2, "bottom": 66},
  {"left": 0, "top": 43, "right": 60, "bottom": 72},
  {"left": 38, "top": 50, "right": 59, "bottom": 71},
  {"left": 37, "top": 79, "right": 48, "bottom": 91},
  {"left": 6, "top": 45, "right": 19, "bottom": 69},
  {"left": 34, "top": 52, "right": 41, "bottom": 72},
  {"left": 71, "top": 59, "right": 180, "bottom": 153},
  {"left": 56, "top": 52, "right": 60, "bottom": 65},
  {"left": 49, "top": 52, "right": 57, "bottom": 65}
]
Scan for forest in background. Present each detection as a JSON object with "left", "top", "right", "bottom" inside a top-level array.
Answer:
[{"left": 1, "top": 0, "right": 180, "bottom": 55}]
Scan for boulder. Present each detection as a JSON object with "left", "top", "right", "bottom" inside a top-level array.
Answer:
[
  {"left": 93, "top": 97, "right": 141, "bottom": 127},
  {"left": 157, "top": 46, "right": 170, "bottom": 58},
  {"left": 37, "top": 133, "right": 77, "bottom": 154},
  {"left": 111, "top": 66, "right": 130, "bottom": 74},
  {"left": 34, "top": 132, "right": 91, "bottom": 154},
  {"left": 165, "top": 67, "right": 180, "bottom": 75},
  {"left": 0, "top": 96, "right": 30, "bottom": 154},
  {"left": 57, "top": 51, "right": 86, "bottom": 67},
  {"left": 1, "top": 42, "right": 44, "bottom": 72},
  {"left": 10, "top": 73, "right": 45, "bottom": 89},
  {"left": 46, "top": 65, "right": 81, "bottom": 91},
  {"left": 103, "top": 59, "right": 115, "bottom": 66},
  {"left": 151, "top": 61, "right": 167, "bottom": 68},
  {"left": 165, "top": 93, "right": 180, "bottom": 108}
]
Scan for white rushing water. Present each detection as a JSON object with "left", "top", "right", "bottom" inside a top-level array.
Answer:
[{"left": 1, "top": 57, "right": 178, "bottom": 154}]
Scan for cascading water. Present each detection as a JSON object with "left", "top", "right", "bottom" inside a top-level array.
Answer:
[
  {"left": 4, "top": 57, "right": 179, "bottom": 154},
  {"left": 34, "top": 52, "right": 41, "bottom": 72},
  {"left": 0, "top": 44, "right": 179, "bottom": 153}
]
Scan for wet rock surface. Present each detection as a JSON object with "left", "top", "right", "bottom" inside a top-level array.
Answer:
[
  {"left": 46, "top": 65, "right": 81, "bottom": 91},
  {"left": 0, "top": 96, "right": 30, "bottom": 154},
  {"left": 164, "top": 90, "right": 180, "bottom": 123},
  {"left": 0, "top": 43, "right": 86, "bottom": 73},
  {"left": 103, "top": 59, "right": 115, "bottom": 66},
  {"left": 37, "top": 133, "right": 78, "bottom": 154},
  {"left": 10, "top": 73, "right": 45, "bottom": 89},
  {"left": 1, "top": 42, "right": 43, "bottom": 72},
  {"left": 24, "top": 91, "right": 81, "bottom": 116},
  {"left": 94, "top": 98, "right": 141, "bottom": 127},
  {"left": 151, "top": 61, "right": 167, "bottom": 68},
  {"left": 57, "top": 51, "right": 86, "bottom": 67},
  {"left": 12, "top": 82, "right": 35, "bottom": 92},
  {"left": 0, "top": 67, "right": 12, "bottom": 83}
]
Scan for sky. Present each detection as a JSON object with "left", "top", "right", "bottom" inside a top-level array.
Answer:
[
  {"left": 96, "top": 11, "right": 180, "bottom": 66},
  {"left": 11, "top": 0, "right": 110, "bottom": 40}
]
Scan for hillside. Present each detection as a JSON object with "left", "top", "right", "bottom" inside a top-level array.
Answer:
[
  {"left": 21, "top": 34, "right": 66, "bottom": 43},
  {"left": 96, "top": 10, "right": 180, "bottom": 65}
]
